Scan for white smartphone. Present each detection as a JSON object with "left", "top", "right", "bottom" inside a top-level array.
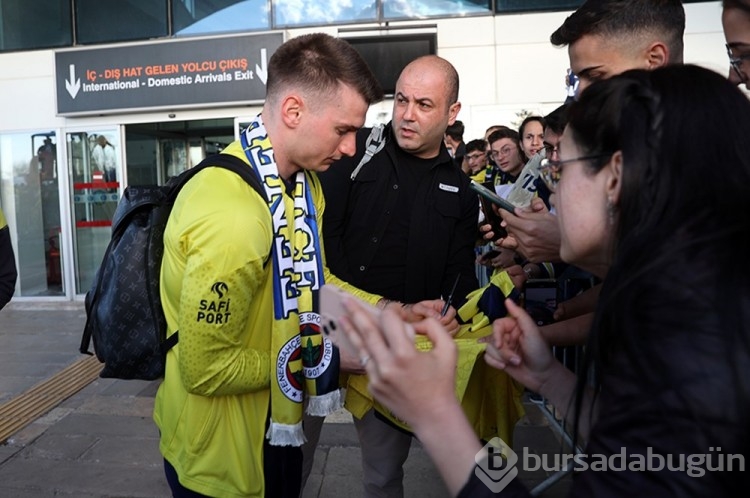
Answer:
[{"left": 319, "top": 284, "right": 381, "bottom": 356}]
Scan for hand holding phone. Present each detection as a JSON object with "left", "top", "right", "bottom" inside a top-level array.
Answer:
[
  {"left": 479, "top": 195, "right": 508, "bottom": 240},
  {"left": 479, "top": 249, "right": 501, "bottom": 262},
  {"left": 320, "top": 284, "right": 381, "bottom": 357}
]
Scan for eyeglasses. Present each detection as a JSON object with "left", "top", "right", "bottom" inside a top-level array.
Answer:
[
  {"left": 543, "top": 143, "right": 559, "bottom": 158},
  {"left": 726, "top": 43, "right": 750, "bottom": 83},
  {"left": 466, "top": 152, "right": 486, "bottom": 162},
  {"left": 489, "top": 146, "right": 514, "bottom": 159},
  {"left": 539, "top": 155, "right": 610, "bottom": 191}
]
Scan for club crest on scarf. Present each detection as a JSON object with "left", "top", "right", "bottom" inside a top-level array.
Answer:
[
  {"left": 300, "top": 312, "right": 334, "bottom": 380},
  {"left": 275, "top": 312, "right": 336, "bottom": 404},
  {"left": 276, "top": 335, "right": 303, "bottom": 403}
]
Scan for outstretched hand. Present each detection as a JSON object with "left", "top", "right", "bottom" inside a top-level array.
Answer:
[
  {"left": 339, "top": 298, "right": 457, "bottom": 427},
  {"left": 481, "top": 298, "right": 557, "bottom": 394},
  {"left": 497, "top": 198, "right": 562, "bottom": 263},
  {"left": 386, "top": 299, "right": 460, "bottom": 336}
]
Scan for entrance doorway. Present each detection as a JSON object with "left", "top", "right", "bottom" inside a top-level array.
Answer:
[
  {"left": 125, "top": 118, "right": 235, "bottom": 186},
  {"left": 60, "top": 118, "right": 236, "bottom": 297}
]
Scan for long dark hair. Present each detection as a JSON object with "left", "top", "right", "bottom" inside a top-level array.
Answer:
[{"left": 567, "top": 65, "right": 750, "bottom": 448}]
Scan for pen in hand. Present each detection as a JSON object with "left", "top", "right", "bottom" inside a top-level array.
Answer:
[{"left": 441, "top": 274, "right": 461, "bottom": 317}]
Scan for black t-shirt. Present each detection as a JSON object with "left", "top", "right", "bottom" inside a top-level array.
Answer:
[{"left": 364, "top": 146, "right": 436, "bottom": 301}]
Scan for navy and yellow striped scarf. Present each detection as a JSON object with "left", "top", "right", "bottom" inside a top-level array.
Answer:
[{"left": 241, "top": 115, "right": 341, "bottom": 446}]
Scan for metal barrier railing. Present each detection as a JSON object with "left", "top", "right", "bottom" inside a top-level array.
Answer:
[{"left": 529, "top": 344, "right": 586, "bottom": 496}]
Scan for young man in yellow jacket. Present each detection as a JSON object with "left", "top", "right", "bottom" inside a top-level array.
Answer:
[{"left": 153, "top": 33, "right": 385, "bottom": 498}]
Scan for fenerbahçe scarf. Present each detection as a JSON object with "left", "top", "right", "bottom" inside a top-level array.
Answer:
[{"left": 241, "top": 115, "right": 341, "bottom": 446}]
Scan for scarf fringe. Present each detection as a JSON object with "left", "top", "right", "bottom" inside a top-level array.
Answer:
[
  {"left": 305, "top": 388, "right": 344, "bottom": 416},
  {"left": 266, "top": 421, "right": 306, "bottom": 447}
]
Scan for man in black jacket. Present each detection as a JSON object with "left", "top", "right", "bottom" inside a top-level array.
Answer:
[{"left": 316, "top": 55, "right": 479, "bottom": 498}]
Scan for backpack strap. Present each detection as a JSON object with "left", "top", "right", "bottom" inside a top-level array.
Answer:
[
  {"left": 174, "top": 153, "right": 268, "bottom": 204},
  {"left": 81, "top": 154, "right": 270, "bottom": 359},
  {"left": 164, "top": 153, "right": 271, "bottom": 354},
  {"left": 350, "top": 124, "right": 386, "bottom": 180}
]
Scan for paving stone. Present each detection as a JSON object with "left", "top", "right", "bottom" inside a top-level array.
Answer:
[
  {"left": 0, "top": 445, "right": 21, "bottom": 465},
  {"left": 46, "top": 413, "right": 159, "bottom": 438},
  {"left": 99, "top": 378, "right": 160, "bottom": 397},
  {"left": 308, "top": 447, "right": 327, "bottom": 477},
  {"left": 301, "top": 473, "right": 323, "bottom": 498},
  {"left": 81, "top": 435, "right": 162, "bottom": 467},
  {"left": 0, "top": 457, "right": 171, "bottom": 497},
  {"left": 317, "top": 421, "right": 360, "bottom": 448},
  {"left": 0, "top": 484, "right": 77, "bottom": 498},
  {"left": 321, "top": 446, "right": 362, "bottom": 477},
  {"left": 18, "top": 433, "right": 98, "bottom": 460},
  {"left": 317, "top": 473, "right": 364, "bottom": 498},
  {"left": 75, "top": 395, "right": 156, "bottom": 418}
]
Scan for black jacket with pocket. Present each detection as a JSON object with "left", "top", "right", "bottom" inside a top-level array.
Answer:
[{"left": 320, "top": 123, "right": 479, "bottom": 307}]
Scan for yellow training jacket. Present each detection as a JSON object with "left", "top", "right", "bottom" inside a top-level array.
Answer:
[{"left": 154, "top": 142, "right": 378, "bottom": 497}]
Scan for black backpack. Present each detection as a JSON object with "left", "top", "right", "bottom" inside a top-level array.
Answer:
[{"left": 80, "top": 153, "right": 267, "bottom": 380}]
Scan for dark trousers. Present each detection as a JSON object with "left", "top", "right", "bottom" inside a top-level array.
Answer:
[
  {"left": 164, "top": 441, "right": 302, "bottom": 498},
  {"left": 164, "top": 459, "right": 209, "bottom": 498}
]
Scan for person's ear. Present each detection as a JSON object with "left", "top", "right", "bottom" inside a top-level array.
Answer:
[
  {"left": 645, "top": 41, "right": 669, "bottom": 69},
  {"left": 447, "top": 101, "right": 461, "bottom": 125},
  {"left": 280, "top": 95, "right": 304, "bottom": 128},
  {"left": 606, "top": 150, "right": 623, "bottom": 206}
]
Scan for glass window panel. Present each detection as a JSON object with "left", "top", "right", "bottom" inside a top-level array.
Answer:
[
  {"left": 0, "top": 1, "right": 72, "bottom": 52},
  {"left": 495, "top": 0, "right": 583, "bottom": 13},
  {"left": 76, "top": 0, "right": 167, "bottom": 45},
  {"left": 0, "top": 131, "right": 64, "bottom": 296},
  {"left": 174, "top": 0, "right": 270, "bottom": 36},
  {"left": 274, "top": 0, "right": 377, "bottom": 28},
  {"left": 345, "top": 34, "right": 436, "bottom": 95},
  {"left": 384, "top": 0, "right": 491, "bottom": 19}
]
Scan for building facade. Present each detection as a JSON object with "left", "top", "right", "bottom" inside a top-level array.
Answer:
[{"left": 0, "top": 0, "right": 729, "bottom": 302}]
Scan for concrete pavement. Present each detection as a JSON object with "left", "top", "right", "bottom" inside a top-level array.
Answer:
[{"left": 0, "top": 302, "right": 571, "bottom": 497}]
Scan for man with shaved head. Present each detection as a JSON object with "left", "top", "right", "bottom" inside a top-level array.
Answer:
[{"left": 307, "top": 55, "right": 479, "bottom": 497}]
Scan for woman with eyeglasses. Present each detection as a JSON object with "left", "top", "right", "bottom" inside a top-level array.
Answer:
[
  {"left": 723, "top": 0, "right": 750, "bottom": 89},
  {"left": 336, "top": 65, "right": 750, "bottom": 497}
]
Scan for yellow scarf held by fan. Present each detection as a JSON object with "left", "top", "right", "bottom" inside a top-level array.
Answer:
[{"left": 345, "top": 271, "right": 525, "bottom": 444}]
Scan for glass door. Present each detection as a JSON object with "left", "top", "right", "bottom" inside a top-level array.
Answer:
[
  {"left": 0, "top": 131, "right": 65, "bottom": 297},
  {"left": 66, "top": 128, "right": 122, "bottom": 294}
]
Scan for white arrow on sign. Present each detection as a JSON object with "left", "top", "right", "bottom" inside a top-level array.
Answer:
[
  {"left": 255, "top": 48, "right": 268, "bottom": 85},
  {"left": 65, "top": 64, "right": 81, "bottom": 99}
]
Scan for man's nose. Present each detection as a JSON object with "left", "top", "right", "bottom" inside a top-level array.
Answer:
[
  {"left": 339, "top": 133, "right": 357, "bottom": 157},
  {"left": 728, "top": 66, "right": 744, "bottom": 86},
  {"left": 402, "top": 102, "right": 416, "bottom": 121}
]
